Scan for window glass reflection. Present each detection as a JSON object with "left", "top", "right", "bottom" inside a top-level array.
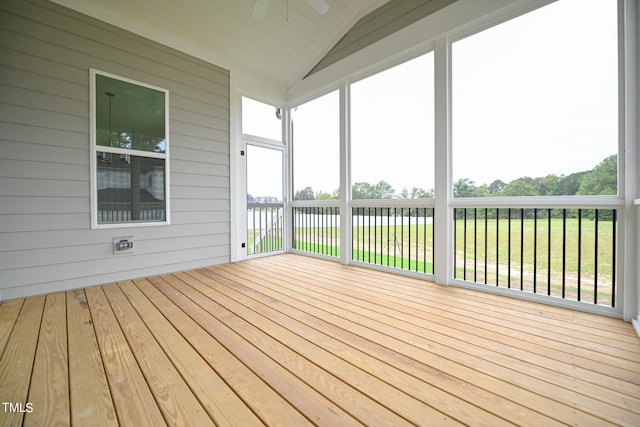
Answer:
[
  {"left": 96, "top": 75, "right": 166, "bottom": 153},
  {"left": 97, "top": 154, "right": 166, "bottom": 223}
]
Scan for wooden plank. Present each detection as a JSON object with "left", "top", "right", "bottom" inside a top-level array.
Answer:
[
  {"left": 0, "top": 299, "right": 24, "bottom": 357},
  {"left": 222, "top": 258, "right": 625, "bottom": 426},
  {"left": 211, "top": 263, "right": 560, "bottom": 426},
  {"left": 303, "top": 255, "right": 640, "bottom": 378},
  {"left": 84, "top": 285, "right": 166, "bottom": 427},
  {"left": 66, "top": 289, "right": 118, "bottom": 427},
  {"left": 271, "top": 257, "right": 640, "bottom": 399},
  {"left": 270, "top": 256, "right": 640, "bottom": 422},
  {"left": 24, "top": 292, "right": 69, "bottom": 427},
  {"left": 4, "top": 254, "right": 639, "bottom": 427},
  {"left": 153, "top": 274, "right": 357, "bottom": 426},
  {"left": 257, "top": 257, "right": 640, "bottom": 423},
  {"left": 0, "top": 295, "right": 44, "bottom": 427},
  {"left": 191, "top": 267, "right": 510, "bottom": 427},
  {"left": 102, "top": 282, "right": 215, "bottom": 427},
  {"left": 265, "top": 255, "right": 640, "bottom": 366},
  {"left": 178, "top": 269, "right": 432, "bottom": 427},
  {"left": 142, "top": 275, "right": 314, "bottom": 427},
  {"left": 120, "top": 278, "right": 264, "bottom": 427},
  {"left": 320, "top": 261, "right": 640, "bottom": 358}
]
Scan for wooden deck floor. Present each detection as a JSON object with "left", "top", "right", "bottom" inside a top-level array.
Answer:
[{"left": 1, "top": 254, "right": 639, "bottom": 426}]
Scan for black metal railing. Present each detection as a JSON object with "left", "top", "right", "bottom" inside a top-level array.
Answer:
[
  {"left": 292, "top": 206, "right": 340, "bottom": 257},
  {"left": 453, "top": 207, "right": 617, "bottom": 306},
  {"left": 248, "top": 203, "right": 283, "bottom": 255},
  {"left": 352, "top": 207, "right": 434, "bottom": 274}
]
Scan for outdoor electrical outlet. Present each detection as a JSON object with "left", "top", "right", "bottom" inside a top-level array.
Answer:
[{"left": 113, "top": 236, "right": 134, "bottom": 254}]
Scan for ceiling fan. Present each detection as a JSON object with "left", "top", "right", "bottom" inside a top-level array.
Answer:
[{"left": 252, "top": 0, "right": 330, "bottom": 19}]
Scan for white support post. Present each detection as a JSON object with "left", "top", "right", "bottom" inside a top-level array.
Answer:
[
  {"left": 621, "top": 0, "right": 639, "bottom": 330},
  {"left": 283, "top": 106, "right": 293, "bottom": 253},
  {"left": 433, "top": 36, "right": 452, "bottom": 285},
  {"left": 229, "top": 80, "right": 245, "bottom": 262},
  {"left": 339, "top": 82, "right": 352, "bottom": 265}
]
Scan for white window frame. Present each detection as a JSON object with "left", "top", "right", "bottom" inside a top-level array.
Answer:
[{"left": 90, "top": 69, "right": 171, "bottom": 229}]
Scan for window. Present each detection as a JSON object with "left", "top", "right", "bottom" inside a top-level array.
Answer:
[
  {"left": 350, "top": 52, "right": 435, "bottom": 199},
  {"left": 452, "top": 0, "right": 618, "bottom": 198},
  {"left": 91, "top": 70, "right": 169, "bottom": 226},
  {"left": 242, "top": 97, "right": 282, "bottom": 142},
  {"left": 292, "top": 91, "right": 340, "bottom": 200}
]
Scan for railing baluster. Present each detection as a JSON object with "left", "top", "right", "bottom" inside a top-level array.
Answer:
[
  {"left": 612, "top": 209, "right": 617, "bottom": 307},
  {"left": 594, "top": 209, "right": 599, "bottom": 305},
  {"left": 401, "top": 208, "right": 405, "bottom": 269},
  {"left": 408, "top": 208, "right": 412, "bottom": 271},
  {"left": 415, "top": 208, "right": 419, "bottom": 272},
  {"left": 547, "top": 208, "right": 552, "bottom": 296},
  {"left": 323, "top": 207, "right": 326, "bottom": 255},
  {"left": 562, "top": 209, "right": 567, "bottom": 298},
  {"left": 484, "top": 208, "right": 488, "bottom": 284},
  {"left": 431, "top": 209, "right": 435, "bottom": 274},
  {"left": 507, "top": 208, "right": 511, "bottom": 289},
  {"left": 578, "top": 209, "right": 582, "bottom": 301},
  {"left": 453, "top": 208, "right": 458, "bottom": 278},
  {"left": 252, "top": 207, "right": 256, "bottom": 254},
  {"left": 533, "top": 208, "right": 538, "bottom": 293},
  {"left": 362, "top": 208, "right": 366, "bottom": 263},
  {"left": 520, "top": 208, "right": 524, "bottom": 291},
  {"left": 374, "top": 208, "right": 378, "bottom": 264},
  {"left": 293, "top": 207, "right": 297, "bottom": 250},
  {"left": 473, "top": 208, "right": 477, "bottom": 283},
  {"left": 393, "top": 208, "right": 397, "bottom": 268},
  {"left": 463, "top": 208, "right": 467, "bottom": 281},
  {"left": 351, "top": 208, "right": 355, "bottom": 261},
  {"left": 368, "top": 208, "right": 371, "bottom": 263},
  {"left": 423, "top": 208, "right": 427, "bottom": 273},
  {"left": 496, "top": 208, "right": 499, "bottom": 287}
]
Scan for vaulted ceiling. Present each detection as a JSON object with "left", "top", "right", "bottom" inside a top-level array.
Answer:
[{"left": 51, "top": 0, "right": 390, "bottom": 92}]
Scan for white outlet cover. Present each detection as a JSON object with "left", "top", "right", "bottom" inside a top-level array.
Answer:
[{"left": 113, "top": 236, "right": 134, "bottom": 255}]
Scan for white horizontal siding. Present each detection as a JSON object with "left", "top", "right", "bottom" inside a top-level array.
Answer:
[{"left": 0, "top": 0, "right": 231, "bottom": 299}]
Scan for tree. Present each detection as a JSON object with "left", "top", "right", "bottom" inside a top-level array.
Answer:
[
  {"left": 400, "top": 187, "right": 434, "bottom": 199},
  {"left": 557, "top": 171, "right": 587, "bottom": 195},
  {"left": 487, "top": 179, "right": 506, "bottom": 195},
  {"left": 578, "top": 154, "right": 617, "bottom": 196},
  {"left": 352, "top": 182, "right": 375, "bottom": 199},
  {"left": 500, "top": 178, "right": 539, "bottom": 197},
  {"left": 352, "top": 180, "right": 395, "bottom": 199},
  {"left": 537, "top": 175, "right": 560, "bottom": 196},
  {"left": 374, "top": 180, "right": 395, "bottom": 199},
  {"left": 453, "top": 178, "right": 476, "bottom": 198},
  {"left": 315, "top": 190, "right": 335, "bottom": 200},
  {"left": 294, "top": 186, "right": 315, "bottom": 201}
]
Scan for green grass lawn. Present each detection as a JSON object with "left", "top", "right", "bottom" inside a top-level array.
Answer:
[
  {"left": 293, "top": 241, "right": 340, "bottom": 257},
  {"left": 293, "top": 224, "right": 435, "bottom": 274},
  {"left": 352, "top": 249, "right": 434, "bottom": 274}
]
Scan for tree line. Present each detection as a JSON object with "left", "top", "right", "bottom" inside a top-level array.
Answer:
[
  {"left": 454, "top": 154, "right": 617, "bottom": 198},
  {"left": 294, "top": 154, "right": 617, "bottom": 201}
]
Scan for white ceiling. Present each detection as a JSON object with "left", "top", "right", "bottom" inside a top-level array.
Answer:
[{"left": 52, "top": 0, "right": 390, "bottom": 94}]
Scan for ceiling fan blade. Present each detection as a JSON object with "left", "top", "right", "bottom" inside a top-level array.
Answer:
[
  {"left": 306, "top": 0, "right": 329, "bottom": 15},
  {"left": 252, "top": 0, "right": 270, "bottom": 19}
]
